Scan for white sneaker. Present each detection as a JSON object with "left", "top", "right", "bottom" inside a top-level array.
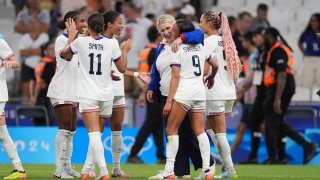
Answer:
[
  {"left": 112, "top": 168, "right": 130, "bottom": 178},
  {"left": 214, "top": 167, "right": 238, "bottom": 179},
  {"left": 148, "top": 170, "right": 175, "bottom": 179},
  {"left": 195, "top": 169, "right": 214, "bottom": 180},
  {"left": 64, "top": 166, "right": 81, "bottom": 178},
  {"left": 53, "top": 168, "right": 74, "bottom": 179}
]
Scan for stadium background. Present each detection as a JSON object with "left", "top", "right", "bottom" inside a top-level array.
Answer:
[{"left": 0, "top": 0, "right": 319, "bottom": 166}]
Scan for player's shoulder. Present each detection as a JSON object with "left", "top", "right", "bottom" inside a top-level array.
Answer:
[{"left": 205, "top": 35, "right": 221, "bottom": 44}]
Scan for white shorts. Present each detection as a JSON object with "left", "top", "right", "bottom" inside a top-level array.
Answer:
[
  {"left": 79, "top": 98, "right": 113, "bottom": 118},
  {"left": 113, "top": 96, "right": 126, "bottom": 109},
  {"left": 205, "top": 100, "right": 235, "bottom": 116},
  {"left": 0, "top": 102, "right": 5, "bottom": 116},
  {"left": 174, "top": 99, "right": 205, "bottom": 112},
  {"left": 50, "top": 98, "right": 77, "bottom": 108}
]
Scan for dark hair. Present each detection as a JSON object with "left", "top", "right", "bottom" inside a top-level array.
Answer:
[
  {"left": 242, "top": 32, "right": 254, "bottom": 45},
  {"left": 257, "top": 3, "right": 268, "bottom": 11},
  {"left": 175, "top": 19, "right": 195, "bottom": 34},
  {"left": 228, "top": 16, "right": 236, "bottom": 27},
  {"left": 252, "top": 27, "right": 265, "bottom": 35},
  {"left": 145, "top": 13, "right": 155, "bottom": 20},
  {"left": 88, "top": 13, "right": 104, "bottom": 33},
  {"left": 304, "top": 13, "right": 320, "bottom": 33},
  {"left": 175, "top": 13, "right": 187, "bottom": 20},
  {"left": 122, "top": 2, "right": 137, "bottom": 10},
  {"left": 57, "top": 11, "right": 80, "bottom": 29},
  {"left": 41, "top": 41, "right": 54, "bottom": 57},
  {"left": 264, "top": 27, "right": 293, "bottom": 51},
  {"left": 147, "top": 26, "right": 159, "bottom": 42},
  {"left": 103, "top": 11, "right": 121, "bottom": 29},
  {"left": 238, "top": 11, "right": 252, "bottom": 20}
]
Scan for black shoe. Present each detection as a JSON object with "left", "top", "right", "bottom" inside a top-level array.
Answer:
[
  {"left": 303, "top": 143, "right": 318, "bottom": 164},
  {"left": 126, "top": 156, "right": 144, "bottom": 164},
  {"left": 278, "top": 158, "right": 288, "bottom": 164},
  {"left": 239, "top": 158, "right": 258, "bottom": 164}
]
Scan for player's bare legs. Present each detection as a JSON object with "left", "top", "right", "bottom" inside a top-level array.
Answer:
[
  {"left": 53, "top": 104, "right": 80, "bottom": 178},
  {"left": 206, "top": 115, "right": 237, "bottom": 178},
  {"left": 82, "top": 112, "right": 110, "bottom": 179},
  {"left": 0, "top": 112, "right": 27, "bottom": 179}
]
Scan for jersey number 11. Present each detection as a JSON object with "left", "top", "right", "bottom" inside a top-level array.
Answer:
[{"left": 88, "top": 53, "right": 102, "bottom": 75}]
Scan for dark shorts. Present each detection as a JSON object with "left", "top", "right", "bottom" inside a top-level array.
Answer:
[
  {"left": 240, "top": 104, "right": 252, "bottom": 126},
  {"left": 21, "top": 63, "right": 35, "bottom": 82}
]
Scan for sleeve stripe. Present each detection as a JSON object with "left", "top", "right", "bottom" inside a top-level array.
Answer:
[
  {"left": 113, "top": 56, "right": 122, "bottom": 62},
  {"left": 3, "top": 54, "right": 14, "bottom": 61},
  {"left": 170, "top": 64, "right": 181, "bottom": 67}
]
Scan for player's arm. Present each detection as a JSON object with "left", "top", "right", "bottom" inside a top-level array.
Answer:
[
  {"left": 163, "top": 65, "right": 180, "bottom": 117},
  {"left": 204, "top": 57, "right": 218, "bottom": 89},
  {"left": 114, "top": 39, "right": 131, "bottom": 73},
  {"left": 172, "top": 29, "right": 204, "bottom": 52},
  {"left": 60, "top": 19, "right": 78, "bottom": 61},
  {"left": 0, "top": 39, "right": 20, "bottom": 69}
]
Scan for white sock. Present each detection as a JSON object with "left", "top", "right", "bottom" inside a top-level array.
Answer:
[
  {"left": 164, "top": 135, "right": 179, "bottom": 174},
  {"left": 65, "top": 131, "right": 75, "bottom": 169},
  {"left": 197, "top": 133, "right": 211, "bottom": 171},
  {"left": 206, "top": 129, "right": 219, "bottom": 153},
  {"left": 0, "top": 125, "right": 24, "bottom": 172},
  {"left": 55, "top": 129, "right": 69, "bottom": 170},
  {"left": 88, "top": 132, "right": 108, "bottom": 175},
  {"left": 111, "top": 131, "right": 122, "bottom": 170},
  {"left": 215, "top": 133, "right": 234, "bottom": 170}
]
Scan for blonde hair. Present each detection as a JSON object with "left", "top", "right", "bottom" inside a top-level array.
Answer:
[
  {"left": 203, "top": 10, "right": 242, "bottom": 81},
  {"left": 157, "top": 14, "right": 175, "bottom": 31}
]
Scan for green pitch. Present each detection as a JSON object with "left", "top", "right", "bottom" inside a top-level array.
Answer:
[{"left": 0, "top": 164, "right": 319, "bottom": 179}]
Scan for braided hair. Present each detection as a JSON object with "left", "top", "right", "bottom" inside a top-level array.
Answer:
[{"left": 203, "top": 10, "right": 242, "bottom": 81}]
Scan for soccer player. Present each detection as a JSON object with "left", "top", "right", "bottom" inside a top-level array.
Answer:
[
  {"left": 81, "top": 11, "right": 146, "bottom": 178},
  {"left": 60, "top": 13, "right": 129, "bottom": 180},
  {"left": 47, "top": 11, "right": 86, "bottom": 178},
  {"left": 0, "top": 34, "right": 27, "bottom": 179},
  {"left": 150, "top": 19, "right": 218, "bottom": 179},
  {"left": 199, "top": 10, "right": 242, "bottom": 178}
]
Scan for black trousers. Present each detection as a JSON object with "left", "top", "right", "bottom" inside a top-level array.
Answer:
[
  {"left": 160, "top": 96, "right": 214, "bottom": 176},
  {"left": 263, "top": 89, "right": 307, "bottom": 161},
  {"left": 129, "top": 97, "right": 166, "bottom": 160}
]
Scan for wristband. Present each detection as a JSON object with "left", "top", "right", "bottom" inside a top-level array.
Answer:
[{"left": 134, "top": 72, "right": 139, "bottom": 78}]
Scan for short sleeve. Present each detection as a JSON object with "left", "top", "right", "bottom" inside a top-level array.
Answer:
[
  {"left": 170, "top": 49, "right": 181, "bottom": 67},
  {"left": 0, "top": 39, "right": 14, "bottom": 60},
  {"left": 19, "top": 35, "right": 29, "bottom": 50},
  {"left": 38, "top": 10, "right": 50, "bottom": 24},
  {"left": 270, "top": 48, "right": 288, "bottom": 72},
  {"left": 299, "top": 32, "right": 306, "bottom": 43},
  {"left": 15, "top": 10, "right": 26, "bottom": 25},
  {"left": 112, "top": 40, "right": 122, "bottom": 62},
  {"left": 70, "top": 38, "right": 80, "bottom": 54}
]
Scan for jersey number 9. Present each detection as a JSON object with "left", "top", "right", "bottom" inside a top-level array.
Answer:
[{"left": 192, "top": 55, "right": 201, "bottom": 76}]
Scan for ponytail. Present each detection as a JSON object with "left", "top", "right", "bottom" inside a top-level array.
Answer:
[{"left": 220, "top": 12, "right": 242, "bottom": 81}]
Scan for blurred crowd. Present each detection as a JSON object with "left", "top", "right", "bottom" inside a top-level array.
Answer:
[{"left": 7, "top": 0, "right": 320, "bottom": 126}]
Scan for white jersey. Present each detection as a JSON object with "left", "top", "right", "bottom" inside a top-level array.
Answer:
[
  {"left": 47, "top": 33, "right": 79, "bottom": 102},
  {"left": 0, "top": 35, "right": 14, "bottom": 102},
  {"left": 205, "top": 35, "right": 236, "bottom": 100},
  {"left": 109, "top": 38, "right": 124, "bottom": 96},
  {"left": 156, "top": 43, "right": 172, "bottom": 96},
  {"left": 70, "top": 35, "right": 122, "bottom": 101},
  {"left": 171, "top": 43, "right": 211, "bottom": 100}
]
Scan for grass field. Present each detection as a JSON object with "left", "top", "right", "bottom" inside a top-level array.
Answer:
[{"left": 0, "top": 164, "right": 319, "bottom": 179}]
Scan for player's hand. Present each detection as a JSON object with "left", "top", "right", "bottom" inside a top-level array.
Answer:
[
  {"left": 65, "top": 18, "right": 78, "bottom": 39},
  {"left": 274, "top": 99, "right": 282, "bottom": 114},
  {"left": 163, "top": 101, "right": 172, "bottom": 117},
  {"left": 171, "top": 37, "right": 182, "bottom": 53},
  {"left": 138, "top": 93, "right": 146, "bottom": 107},
  {"left": 2, "top": 60, "right": 13, "bottom": 69},
  {"left": 147, "top": 90, "right": 154, "bottom": 103},
  {"left": 138, "top": 72, "right": 151, "bottom": 84},
  {"left": 121, "top": 39, "right": 132, "bottom": 52},
  {"left": 204, "top": 75, "right": 214, "bottom": 89},
  {"left": 111, "top": 70, "right": 121, "bottom": 81}
]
